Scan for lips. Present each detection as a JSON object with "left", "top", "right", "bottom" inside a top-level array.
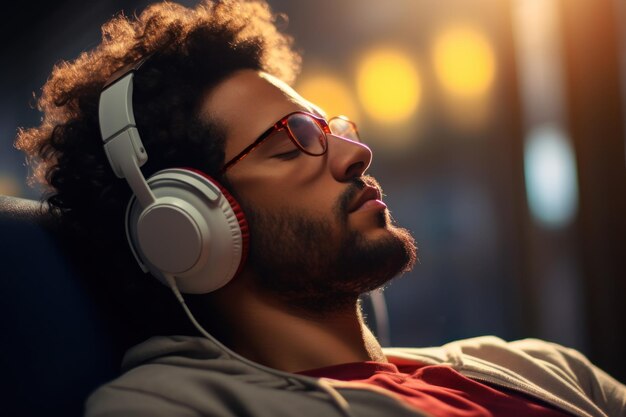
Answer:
[{"left": 347, "top": 185, "right": 384, "bottom": 213}]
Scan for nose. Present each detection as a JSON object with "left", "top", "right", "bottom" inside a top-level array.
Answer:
[{"left": 327, "top": 134, "right": 373, "bottom": 181}]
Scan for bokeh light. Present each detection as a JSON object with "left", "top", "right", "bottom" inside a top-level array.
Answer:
[
  {"left": 355, "top": 47, "right": 422, "bottom": 124},
  {"left": 296, "top": 74, "right": 360, "bottom": 121},
  {"left": 524, "top": 125, "right": 579, "bottom": 228},
  {"left": 433, "top": 25, "right": 496, "bottom": 98},
  {"left": 0, "top": 173, "right": 22, "bottom": 197}
]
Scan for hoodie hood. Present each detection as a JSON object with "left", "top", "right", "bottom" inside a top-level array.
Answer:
[{"left": 122, "top": 335, "right": 320, "bottom": 391}]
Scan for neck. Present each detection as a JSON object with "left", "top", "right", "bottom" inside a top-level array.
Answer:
[{"left": 206, "top": 275, "right": 387, "bottom": 373}]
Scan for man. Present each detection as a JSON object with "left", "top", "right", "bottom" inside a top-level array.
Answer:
[{"left": 15, "top": 0, "right": 625, "bottom": 416}]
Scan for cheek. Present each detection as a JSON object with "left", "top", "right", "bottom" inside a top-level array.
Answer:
[
  {"left": 234, "top": 178, "right": 341, "bottom": 219},
  {"left": 227, "top": 157, "right": 345, "bottom": 219}
]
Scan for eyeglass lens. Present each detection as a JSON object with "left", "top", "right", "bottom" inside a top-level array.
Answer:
[
  {"left": 329, "top": 117, "right": 359, "bottom": 142},
  {"left": 285, "top": 113, "right": 327, "bottom": 155},
  {"left": 285, "top": 113, "right": 360, "bottom": 156}
]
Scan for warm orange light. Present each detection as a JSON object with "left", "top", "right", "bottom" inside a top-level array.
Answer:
[
  {"left": 296, "top": 74, "right": 359, "bottom": 121},
  {"left": 0, "top": 174, "right": 22, "bottom": 196},
  {"left": 355, "top": 47, "right": 422, "bottom": 124},
  {"left": 433, "top": 26, "right": 496, "bottom": 98}
]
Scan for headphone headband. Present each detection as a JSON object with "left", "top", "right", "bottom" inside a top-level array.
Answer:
[
  {"left": 99, "top": 61, "right": 155, "bottom": 208},
  {"left": 100, "top": 56, "right": 151, "bottom": 141}
]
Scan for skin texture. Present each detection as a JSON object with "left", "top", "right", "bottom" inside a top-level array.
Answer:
[{"left": 196, "top": 70, "right": 415, "bottom": 373}]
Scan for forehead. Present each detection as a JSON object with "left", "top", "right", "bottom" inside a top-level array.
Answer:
[{"left": 199, "top": 70, "right": 322, "bottom": 160}]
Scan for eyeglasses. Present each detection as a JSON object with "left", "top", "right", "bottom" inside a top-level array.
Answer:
[{"left": 220, "top": 111, "right": 360, "bottom": 172}]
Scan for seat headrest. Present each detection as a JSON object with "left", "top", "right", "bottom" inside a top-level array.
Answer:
[
  {"left": 0, "top": 194, "right": 47, "bottom": 220},
  {"left": 0, "top": 195, "right": 120, "bottom": 417}
]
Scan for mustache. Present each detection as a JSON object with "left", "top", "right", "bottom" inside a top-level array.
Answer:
[{"left": 335, "top": 175, "right": 383, "bottom": 219}]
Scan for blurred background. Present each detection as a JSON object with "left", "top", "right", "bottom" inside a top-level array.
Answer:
[{"left": 1, "top": 0, "right": 625, "bottom": 381}]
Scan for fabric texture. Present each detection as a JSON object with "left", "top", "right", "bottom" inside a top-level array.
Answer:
[
  {"left": 299, "top": 361, "right": 570, "bottom": 417},
  {"left": 85, "top": 335, "right": 626, "bottom": 417}
]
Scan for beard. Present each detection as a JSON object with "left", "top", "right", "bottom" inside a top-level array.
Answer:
[{"left": 240, "top": 176, "right": 417, "bottom": 313}]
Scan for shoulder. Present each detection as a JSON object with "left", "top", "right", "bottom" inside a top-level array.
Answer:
[
  {"left": 447, "top": 336, "right": 617, "bottom": 384},
  {"left": 85, "top": 357, "right": 343, "bottom": 417},
  {"left": 387, "top": 335, "right": 583, "bottom": 359},
  {"left": 386, "top": 335, "right": 601, "bottom": 376},
  {"left": 85, "top": 362, "right": 216, "bottom": 417},
  {"left": 86, "top": 362, "right": 264, "bottom": 417}
]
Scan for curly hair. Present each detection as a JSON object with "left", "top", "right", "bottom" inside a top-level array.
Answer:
[{"left": 14, "top": 0, "right": 301, "bottom": 349}]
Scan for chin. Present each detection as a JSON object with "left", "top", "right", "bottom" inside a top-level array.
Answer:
[{"left": 347, "top": 208, "right": 391, "bottom": 233}]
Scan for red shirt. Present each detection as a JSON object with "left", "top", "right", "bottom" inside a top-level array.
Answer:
[{"left": 299, "top": 361, "right": 570, "bottom": 417}]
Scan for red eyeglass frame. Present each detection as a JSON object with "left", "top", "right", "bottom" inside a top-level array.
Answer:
[{"left": 220, "top": 111, "right": 355, "bottom": 173}]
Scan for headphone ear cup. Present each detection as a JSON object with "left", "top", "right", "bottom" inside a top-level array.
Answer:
[{"left": 126, "top": 168, "right": 249, "bottom": 294}]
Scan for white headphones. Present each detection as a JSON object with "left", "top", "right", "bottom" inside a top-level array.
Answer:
[{"left": 98, "top": 59, "right": 249, "bottom": 294}]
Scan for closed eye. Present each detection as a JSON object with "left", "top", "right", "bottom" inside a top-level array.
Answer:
[{"left": 273, "top": 149, "right": 302, "bottom": 160}]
